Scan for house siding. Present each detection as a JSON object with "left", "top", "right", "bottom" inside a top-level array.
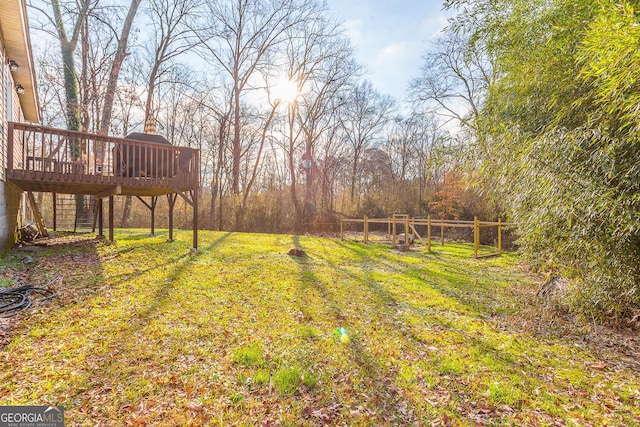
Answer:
[
  {"left": 0, "top": 181, "right": 22, "bottom": 252},
  {"left": 1, "top": 43, "right": 25, "bottom": 254}
]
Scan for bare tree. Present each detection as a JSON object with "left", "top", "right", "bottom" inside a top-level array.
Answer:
[
  {"left": 116, "top": 0, "right": 199, "bottom": 227},
  {"left": 98, "top": 0, "right": 143, "bottom": 134},
  {"left": 383, "top": 113, "right": 444, "bottom": 215},
  {"left": 409, "top": 30, "right": 493, "bottom": 139},
  {"left": 142, "top": 0, "right": 200, "bottom": 122},
  {"left": 196, "top": 0, "right": 327, "bottom": 229},
  {"left": 41, "top": 0, "right": 93, "bottom": 133},
  {"left": 32, "top": 0, "right": 142, "bottom": 133},
  {"left": 279, "top": 16, "right": 359, "bottom": 228},
  {"left": 340, "top": 80, "right": 395, "bottom": 207},
  {"left": 110, "top": 58, "right": 144, "bottom": 226},
  {"left": 33, "top": 42, "right": 67, "bottom": 127}
]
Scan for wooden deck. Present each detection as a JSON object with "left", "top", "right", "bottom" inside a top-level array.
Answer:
[
  {"left": 6, "top": 122, "right": 201, "bottom": 248},
  {"left": 7, "top": 122, "right": 200, "bottom": 197}
]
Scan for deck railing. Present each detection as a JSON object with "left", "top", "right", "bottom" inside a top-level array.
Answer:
[{"left": 7, "top": 122, "right": 199, "bottom": 190}]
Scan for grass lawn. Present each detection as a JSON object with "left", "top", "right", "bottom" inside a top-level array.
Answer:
[{"left": 0, "top": 230, "right": 638, "bottom": 426}]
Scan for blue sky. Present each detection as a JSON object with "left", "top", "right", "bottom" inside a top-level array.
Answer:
[{"left": 325, "top": 0, "right": 451, "bottom": 101}]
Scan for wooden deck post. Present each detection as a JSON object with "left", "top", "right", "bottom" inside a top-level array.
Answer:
[
  {"left": 108, "top": 196, "right": 114, "bottom": 242},
  {"left": 498, "top": 218, "right": 502, "bottom": 255},
  {"left": 52, "top": 193, "right": 57, "bottom": 232},
  {"left": 411, "top": 218, "right": 415, "bottom": 242},
  {"left": 193, "top": 188, "right": 198, "bottom": 250},
  {"left": 427, "top": 215, "right": 431, "bottom": 251},
  {"left": 7, "top": 122, "right": 14, "bottom": 173},
  {"left": 98, "top": 198, "right": 103, "bottom": 237},
  {"left": 26, "top": 191, "right": 48, "bottom": 237}
]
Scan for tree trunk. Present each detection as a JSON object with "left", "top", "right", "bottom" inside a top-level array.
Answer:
[
  {"left": 232, "top": 84, "right": 241, "bottom": 196},
  {"left": 100, "top": 0, "right": 143, "bottom": 134},
  {"left": 349, "top": 149, "right": 360, "bottom": 204},
  {"left": 289, "top": 154, "right": 301, "bottom": 230},
  {"left": 209, "top": 180, "right": 218, "bottom": 230},
  {"left": 218, "top": 182, "right": 224, "bottom": 230},
  {"left": 60, "top": 42, "right": 80, "bottom": 133},
  {"left": 122, "top": 196, "right": 132, "bottom": 227}
]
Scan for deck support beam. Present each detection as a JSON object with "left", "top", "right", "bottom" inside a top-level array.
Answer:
[
  {"left": 98, "top": 198, "right": 104, "bottom": 237},
  {"left": 192, "top": 188, "right": 198, "bottom": 250},
  {"left": 94, "top": 185, "right": 121, "bottom": 199},
  {"left": 52, "top": 193, "right": 57, "bottom": 231},
  {"left": 176, "top": 190, "right": 198, "bottom": 250},
  {"left": 150, "top": 197, "right": 157, "bottom": 236},
  {"left": 26, "top": 191, "right": 48, "bottom": 237},
  {"left": 108, "top": 196, "right": 114, "bottom": 242}
]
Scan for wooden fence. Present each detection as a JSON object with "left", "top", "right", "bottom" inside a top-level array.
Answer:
[{"left": 339, "top": 215, "right": 511, "bottom": 259}]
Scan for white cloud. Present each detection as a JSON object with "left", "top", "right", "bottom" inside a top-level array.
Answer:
[
  {"left": 375, "top": 41, "right": 408, "bottom": 62},
  {"left": 325, "top": 0, "right": 452, "bottom": 101}
]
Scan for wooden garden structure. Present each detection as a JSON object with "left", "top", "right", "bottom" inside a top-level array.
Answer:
[
  {"left": 6, "top": 122, "right": 200, "bottom": 249},
  {"left": 340, "top": 215, "right": 507, "bottom": 258}
]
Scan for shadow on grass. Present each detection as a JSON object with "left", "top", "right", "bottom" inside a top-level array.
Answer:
[
  {"left": 119, "top": 232, "right": 233, "bottom": 331},
  {"left": 304, "top": 238, "right": 542, "bottom": 418},
  {"left": 103, "top": 232, "right": 232, "bottom": 287},
  {"left": 291, "top": 235, "right": 412, "bottom": 424},
  {"left": 39, "top": 231, "right": 236, "bottom": 410},
  {"left": 333, "top": 239, "right": 501, "bottom": 316}
]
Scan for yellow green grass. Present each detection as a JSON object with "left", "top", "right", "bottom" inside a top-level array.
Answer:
[{"left": 0, "top": 230, "right": 638, "bottom": 426}]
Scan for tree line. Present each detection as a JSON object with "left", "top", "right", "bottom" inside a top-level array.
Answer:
[{"left": 32, "top": 0, "right": 490, "bottom": 232}]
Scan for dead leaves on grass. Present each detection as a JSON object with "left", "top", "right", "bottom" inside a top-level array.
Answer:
[{"left": 2, "top": 233, "right": 640, "bottom": 426}]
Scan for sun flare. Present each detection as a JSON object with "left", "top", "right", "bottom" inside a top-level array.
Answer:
[{"left": 272, "top": 76, "right": 299, "bottom": 103}]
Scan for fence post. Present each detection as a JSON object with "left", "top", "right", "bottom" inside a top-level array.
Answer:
[
  {"left": 364, "top": 215, "right": 369, "bottom": 244},
  {"left": 387, "top": 218, "right": 391, "bottom": 240},
  {"left": 427, "top": 215, "right": 431, "bottom": 251},
  {"left": 405, "top": 216, "right": 410, "bottom": 247},
  {"left": 340, "top": 218, "right": 344, "bottom": 240},
  {"left": 441, "top": 219, "right": 444, "bottom": 245},
  {"left": 411, "top": 217, "right": 415, "bottom": 244},
  {"left": 498, "top": 218, "right": 502, "bottom": 255},
  {"left": 474, "top": 216, "right": 479, "bottom": 259},
  {"left": 392, "top": 215, "right": 397, "bottom": 245}
]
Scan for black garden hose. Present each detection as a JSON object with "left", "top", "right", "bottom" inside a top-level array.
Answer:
[{"left": 0, "top": 281, "right": 57, "bottom": 318}]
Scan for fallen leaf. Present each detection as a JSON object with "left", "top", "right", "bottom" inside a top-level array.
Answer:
[{"left": 186, "top": 401, "right": 204, "bottom": 412}]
